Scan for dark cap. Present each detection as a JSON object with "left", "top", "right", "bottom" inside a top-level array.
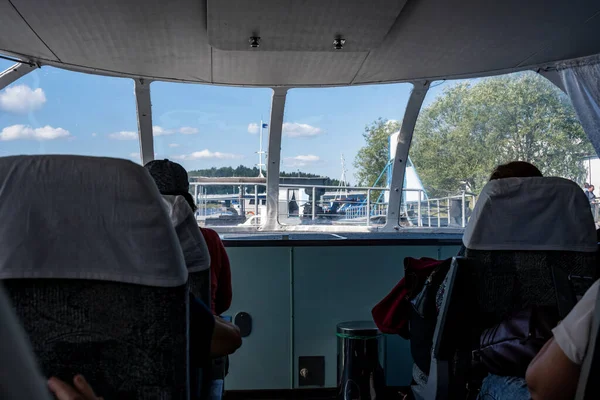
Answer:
[{"left": 144, "top": 159, "right": 190, "bottom": 195}]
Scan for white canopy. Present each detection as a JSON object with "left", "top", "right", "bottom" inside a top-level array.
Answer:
[{"left": 1, "top": 0, "right": 600, "bottom": 86}]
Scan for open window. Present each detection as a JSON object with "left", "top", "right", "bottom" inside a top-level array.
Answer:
[
  {"left": 406, "top": 71, "right": 593, "bottom": 229},
  {"left": 279, "top": 83, "right": 412, "bottom": 230},
  {"left": 0, "top": 63, "right": 137, "bottom": 159}
]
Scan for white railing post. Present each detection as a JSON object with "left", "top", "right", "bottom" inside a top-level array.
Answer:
[
  {"left": 254, "top": 185, "right": 259, "bottom": 215},
  {"left": 427, "top": 198, "right": 431, "bottom": 227},
  {"left": 312, "top": 186, "right": 316, "bottom": 220},
  {"left": 417, "top": 190, "right": 422, "bottom": 227},
  {"left": 367, "top": 189, "right": 371, "bottom": 227},
  {"left": 461, "top": 191, "right": 466, "bottom": 228},
  {"left": 437, "top": 199, "right": 441, "bottom": 228}
]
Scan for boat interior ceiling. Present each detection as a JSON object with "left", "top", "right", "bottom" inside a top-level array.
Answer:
[{"left": 1, "top": 0, "right": 600, "bottom": 86}]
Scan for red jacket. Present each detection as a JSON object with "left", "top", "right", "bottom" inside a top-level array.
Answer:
[{"left": 200, "top": 228, "right": 232, "bottom": 315}]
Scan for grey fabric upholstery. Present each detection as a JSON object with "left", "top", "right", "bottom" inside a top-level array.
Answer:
[
  {"left": 465, "top": 248, "right": 597, "bottom": 320},
  {"left": 3, "top": 279, "right": 188, "bottom": 400},
  {"left": 0, "top": 284, "right": 51, "bottom": 400}
]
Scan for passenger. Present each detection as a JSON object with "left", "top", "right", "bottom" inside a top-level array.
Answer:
[
  {"left": 145, "top": 159, "right": 239, "bottom": 400},
  {"left": 488, "top": 160, "right": 543, "bottom": 180},
  {"left": 410, "top": 161, "right": 545, "bottom": 397},
  {"left": 587, "top": 184, "right": 596, "bottom": 203},
  {"left": 476, "top": 278, "right": 600, "bottom": 400}
]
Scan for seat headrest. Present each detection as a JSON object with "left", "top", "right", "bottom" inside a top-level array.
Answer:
[
  {"left": 161, "top": 195, "right": 210, "bottom": 272},
  {"left": 0, "top": 155, "right": 187, "bottom": 287},
  {"left": 463, "top": 177, "right": 597, "bottom": 252}
]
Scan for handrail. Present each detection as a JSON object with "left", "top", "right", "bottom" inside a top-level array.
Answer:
[{"left": 190, "top": 179, "right": 476, "bottom": 229}]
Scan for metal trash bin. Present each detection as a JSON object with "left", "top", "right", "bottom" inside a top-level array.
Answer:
[{"left": 337, "top": 321, "right": 386, "bottom": 400}]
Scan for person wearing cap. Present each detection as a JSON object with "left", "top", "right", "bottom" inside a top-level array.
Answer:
[{"left": 145, "top": 159, "right": 238, "bottom": 400}]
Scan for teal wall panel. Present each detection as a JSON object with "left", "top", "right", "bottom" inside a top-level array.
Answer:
[
  {"left": 225, "top": 247, "right": 292, "bottom": 390},
  {"left": 223, "top": 243, "right": 460, "bottom": 390},
  {"left": 291, "top": 246, "right": 440, "bottom": 388}
]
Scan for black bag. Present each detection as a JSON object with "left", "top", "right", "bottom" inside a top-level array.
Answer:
[
  {"left": 409, "top": 259, "right": 452, "bottom": 375},
  {"left": 474, "top": 306, "right": 559, "bottom": 377}
]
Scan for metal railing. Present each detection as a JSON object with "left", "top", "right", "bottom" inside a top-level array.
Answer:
[{"left": 189, "top": 180, "right": 476, "bottom": 229}]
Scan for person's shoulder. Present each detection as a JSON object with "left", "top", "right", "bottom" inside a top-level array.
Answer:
[{"left": 200, "top": 227, "right": 220, "bottom": 241}]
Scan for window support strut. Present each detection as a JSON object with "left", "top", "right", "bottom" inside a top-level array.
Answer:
[
  {"left": 0, "top": 63, "right": 37, "bottom": 91},
  {"left": 134, "top": 78, "right": 155, "bottom": 165},
  {"left": 262, "top": 88, "right": 289, "bottom": 231},
  {"left": 382, "top": 80, "right": 430, "bottom": 232}
]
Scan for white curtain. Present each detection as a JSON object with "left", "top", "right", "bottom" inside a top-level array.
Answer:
[{"left": 558, "top": 54, "right": 600, "bottom": 156}]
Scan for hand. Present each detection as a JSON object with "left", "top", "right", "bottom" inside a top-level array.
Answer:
[{"left": 48, "top": 375, "right": 104, "bottom": 400}]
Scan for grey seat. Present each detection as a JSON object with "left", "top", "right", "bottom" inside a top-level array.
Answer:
[
  {"left": 0, "top": 155, "right": 189, "bottom": 400},
  {"left": 463, "top": 177, "right": 598, "bottom": 319},
  {"left": 426, "top": 177, "right": 598, "bottom": 399},
  {"left": 0, "top": 284, "right": 52, "bottom": 400}
]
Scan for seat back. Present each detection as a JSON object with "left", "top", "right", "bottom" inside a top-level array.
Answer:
[
  {"left": 162, "top": 194, "right": 211, "bottom": 305},
  {"left": 0, "top": 155, "right": 189, "bottom": 400},
  {"left": 0, "top": 285, "right": 51, "bottom": 400},
  {"left": 426, "top": 257, "right": 476, "bottom": 400},
  {"left": 463, "top": 177, "right": 598, "bottom": 319}
]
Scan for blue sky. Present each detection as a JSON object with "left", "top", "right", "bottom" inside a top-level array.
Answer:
[{"left": 0, "top": 58, "right": 447, "bottom": 182}]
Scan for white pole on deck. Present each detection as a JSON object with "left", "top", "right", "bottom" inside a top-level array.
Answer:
[{"left": 258, "top": 120, "right": 264, "bottom": 177}]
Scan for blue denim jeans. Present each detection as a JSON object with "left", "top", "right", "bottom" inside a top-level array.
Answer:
[
  {"left": 209, "top": 379, "right": 224, "bottom": 400},
  {"left": 477, "top": 374, "right": 531, "bottom": 400}
]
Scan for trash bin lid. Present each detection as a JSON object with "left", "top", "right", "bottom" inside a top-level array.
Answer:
[{"left": 336, "top": 321, "right": 380, "bottom": 336}]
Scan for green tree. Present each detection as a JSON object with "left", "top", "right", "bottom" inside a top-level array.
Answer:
[
  {"left": 354, "top": 118, "right": 402, "bottom": 186},
  {"left": 409, "top": 73, "right": 592, "bottom": 197}
]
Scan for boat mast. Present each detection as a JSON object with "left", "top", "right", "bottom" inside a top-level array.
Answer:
[
  {"left": 257, "top": 118, "right": 266, "bottom": 177},
  {"left": 335, "top": 154, "right": 348, "bottom": 200}
]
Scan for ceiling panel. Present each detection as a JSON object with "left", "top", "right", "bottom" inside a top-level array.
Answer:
[
  {"left": 212, "top": 50, "right": 367, "bottom": 86},
  {"left": 0, "top": 0, "right": 58, "bottom": 61},
  {"left": 353, "top": 0, "right": 600, "bottom": 83},
  {"left": 10, "top": 0, "right": 212, "bottom": 81},
  {"left": 2, "top": 0, "right": 600, "bottom": 85},
  {"left": 207, "top": 0, "right": 407, "bottom": 52}
]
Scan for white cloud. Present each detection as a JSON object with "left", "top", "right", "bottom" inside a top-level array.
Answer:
[
  {"left": 247, "top": 123, "right": 259, "bottom": 134},
  {"left": 91, "top": 133, "right": 97, "bottom": 137},
  {"left": 108, "top": 131, "right": 137, "bottom": 140},
  {"left": 0, "top": 124, "right": 70, "bottom": 141},
  {"left": 179, "top": 126, "right": 198, "bottom": 135},
  {"left": 282, "top": 122, "right": 323, "bottom": 138},
  {"left": 153, "top": 126, "right": 175, "bottom": 136},
  {"left": 283, "top": 154, "right": 321, "bottom": 167},
  {"left": 0, "top": 85, "right": 46, "bottom": 113},
  {"left": 174, "top": 149, "right": 242, "bottom": 160},
  {"left": 129, "top": 152, "right": 139, "bottom": 158},
  {"left": 168, "top": 143, "right": 180, "bottom": 148}
]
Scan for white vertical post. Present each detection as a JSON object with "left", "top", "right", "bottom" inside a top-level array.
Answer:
[
  {"left": 461, "top": 191, "right": 466, "bottom": 228},
  {"left": 312, "top": 187, "right": 316, "bottom": 220},
  {"left": 447, "top": 198, "right": 451, "bottom": 226},
  {"left": 134, "top": 79, "right": 154, "bottom": 165},
  {"left": 417, "top": 191, "right": 422, "bottom": 227},
  {"left": 427, "top": 198, "right": 431, "bottom": 227},
  {"left": 437, "top": 199, "right": 441, "bottom": 227},
  {"left": 367, "top": 189, "right": 371, "bottom": 227},
  {"left": 255, "top": 185, "right": 259, "bottom": 215},
  {"left": 262, "top": 88, "right": 288, "bottom": 231},
  {"left": 383, "top": 81, "right": 430, "bottom": 231}
]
